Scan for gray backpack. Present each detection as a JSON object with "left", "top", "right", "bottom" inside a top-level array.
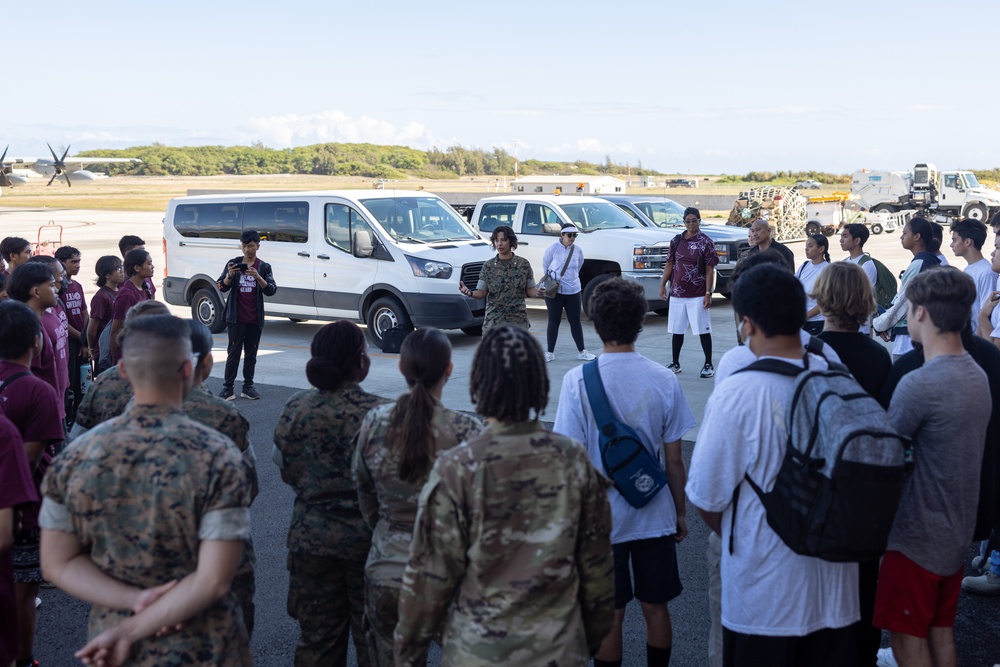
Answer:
[{"left": 733, "top": 354, "right": 909, "bottom": 562}]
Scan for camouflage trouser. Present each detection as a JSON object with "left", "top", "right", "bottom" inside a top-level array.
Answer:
[
  {"left": 232, "top": 570, "right": 256, "bottom": 639},
  {"left": 364, "top": 579, "right": 428, "bottom": 667},
  {"left": 288, "top": 551, "right": 370, "bottom": 667}
]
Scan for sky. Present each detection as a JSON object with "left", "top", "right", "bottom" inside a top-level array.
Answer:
[{"left": 4, "top": 0, "right": 1000, "bottom": 174}]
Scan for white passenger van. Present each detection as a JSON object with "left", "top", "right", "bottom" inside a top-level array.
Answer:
[{"left": 162, "top": 190, "right": 494, "bottom": 349}]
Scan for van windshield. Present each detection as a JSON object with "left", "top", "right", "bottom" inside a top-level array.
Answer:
[
  {"left": 359, "top": 197, "right": 479, "bottom": 243},
  {"left": 561, "top": 202, "right": 642, "bottom": 231}
]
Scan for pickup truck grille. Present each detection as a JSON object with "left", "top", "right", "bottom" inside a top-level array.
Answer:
[
  {"left": 461, "top": 262, "right": 484, "bottom": 287},
  {"left": 632, "top": 246, "right": 669, "bottom": 272}
]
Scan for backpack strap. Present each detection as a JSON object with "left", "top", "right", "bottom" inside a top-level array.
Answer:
[
  {"left": 582, "top": 360, "right": 616, "bottom": 431},
  {"left": 557, "top": 244, "right": 576, "bottom": 277},
  {"left": 858, "top": 253, "right": 871, "bottom": 266},
  {"left": 0, "top": 371, "right": 30, "bottom": 396}
]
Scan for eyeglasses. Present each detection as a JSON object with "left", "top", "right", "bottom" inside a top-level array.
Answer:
[{"left": 684, "top": 218, "right": 699, "bottom": 223}]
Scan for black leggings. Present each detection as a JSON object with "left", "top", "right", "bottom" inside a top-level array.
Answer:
[{"left": 546, "top": 292, "right": 585, "bottom": 353}]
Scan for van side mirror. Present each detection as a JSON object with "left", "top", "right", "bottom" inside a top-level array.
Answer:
[{"left": 353, "top": 230, "right": 374, "bottom": 258}]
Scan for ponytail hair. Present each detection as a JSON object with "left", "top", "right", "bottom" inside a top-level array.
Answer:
[
  {"left": 305, "top": 320, "right": 366, "bottom": 391},
  {"left": 908, "top": 217, "right": 934, "bottom": 253},
  {"left": 387, "top": 328, "right": 452, "bottom": 483},
  {"left": 809, "top": 234, "right": 830, "bottom": 263}
]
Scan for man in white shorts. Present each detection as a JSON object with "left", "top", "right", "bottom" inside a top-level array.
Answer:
[{"left": 658, "top": 207, "right": 719, "bottom": 378}]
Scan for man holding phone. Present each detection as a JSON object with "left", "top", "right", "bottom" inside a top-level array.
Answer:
[{"left": 217, "top": 230, "right": 277, "bottom": 400}]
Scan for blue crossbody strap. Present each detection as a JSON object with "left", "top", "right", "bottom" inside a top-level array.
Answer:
[{"left": 582, "top": 360, "right": 616, "bottom": 430}]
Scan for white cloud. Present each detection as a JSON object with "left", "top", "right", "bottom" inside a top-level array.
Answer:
[{"left": 242, "top": 110, "right": 443, "bottom": 148}]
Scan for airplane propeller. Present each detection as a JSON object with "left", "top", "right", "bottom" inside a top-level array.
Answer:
[
  {"left": 0, "top": 146, "right": 11, "bottom": 188},
  {"left": 47, "top": 143, "right": 71, "bottom": 187}
]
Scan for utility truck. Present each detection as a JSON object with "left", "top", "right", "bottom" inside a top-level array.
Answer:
[{"left": 852, "top": 164, "right": 1000, "bottom": 223}]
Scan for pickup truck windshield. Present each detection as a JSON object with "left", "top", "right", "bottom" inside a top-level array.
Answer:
[
  {"left": 359, "top": 197, "right": 479, "bottom": 243},
  {"left": 561, "top": 202, "right": 642, "bottom": 231},
  {"left": 634, "top": 200, "right": 685, "bottom": 227}
]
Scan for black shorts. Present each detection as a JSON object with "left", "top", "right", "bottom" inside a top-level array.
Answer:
[{"left": 612, "top": 535, "right": 682, "bottom": 609}]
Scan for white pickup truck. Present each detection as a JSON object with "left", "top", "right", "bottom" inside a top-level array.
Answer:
[{"left": 470, "top": 194, "right": 685, "bottom": 315}]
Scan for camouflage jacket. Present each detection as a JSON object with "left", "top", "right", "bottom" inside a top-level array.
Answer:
[
  {"left": 353, "top": 400, "right": 482, "bottom": 586},
  {"left": 477, "top": 254, "right": 535, "bottom": 332},
  {"left": 74, "top": 365, "right": 133, "bottom": 430},
  {"left": 394, "top": 420, "right": 614, "bottom": 667},
  {"left": 40, "top": 403, "right": 253, "bottom": 666},
  {"left": 274, "top": 383, "right": 389, "bottom": 559}
]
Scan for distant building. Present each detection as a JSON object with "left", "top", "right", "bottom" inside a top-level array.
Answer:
[{"left": 511, "top": 175, "right": 627, "bottom": 195}]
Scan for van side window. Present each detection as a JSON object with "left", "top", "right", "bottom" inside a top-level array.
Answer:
[
  {"left": 243, "top": 201, "right": 309, "bottom": 243},
  {"left": 174, "top": 203, "right": 244, "bottom": 239},
  {"left": 478, "top": 202, "right": 516, "bottom": 233},
  {"left": 325, "top": 204, "right": 376, "bottom": 254}
]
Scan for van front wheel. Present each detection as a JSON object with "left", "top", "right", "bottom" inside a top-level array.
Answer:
[
  {"left": 366, "top": 296, "right": 412, "bottom": 349},
  {"left": 192, "top": 288, "right": 226, "bottom": 334}
]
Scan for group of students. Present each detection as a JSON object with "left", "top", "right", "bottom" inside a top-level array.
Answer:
[{"left": 2, "top": 211, "right": 1000, "bottom": 667}]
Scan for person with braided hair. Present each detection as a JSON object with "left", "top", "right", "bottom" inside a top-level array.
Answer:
[
  {"left": 274, "top": 321, "right": 389, "bottom": 667},
  {"left": 395, "top": 325, "right": 615, "bottom": 667},
  {"left": 353, "top": 328, "right": 482, "bottom": 666}
]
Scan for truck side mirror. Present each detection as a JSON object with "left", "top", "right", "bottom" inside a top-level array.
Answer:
[{"left": 353, "top": 230, "right": 374, "bottom": 258}]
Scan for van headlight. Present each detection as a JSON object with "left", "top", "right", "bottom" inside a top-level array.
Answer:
[{"left": 405, "top": 255, "right": 453, "bottom": 279}]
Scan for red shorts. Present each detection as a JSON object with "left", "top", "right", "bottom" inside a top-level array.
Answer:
[{"left": 873, "top": 550, "right": 963, "bottom": 638}]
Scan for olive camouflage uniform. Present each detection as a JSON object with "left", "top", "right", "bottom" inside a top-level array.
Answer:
[
  {"left": 73, "top": 365, "right": 133, "bottom": 431},
  {"left": 353, "top": 401, "right": 483, "bottom": 667},
  {"left": 39, "top": 403, "right": 253, "bottom": 666},
  {"left": 183, "top": 384, "right": 258, "bottom": 637},
  {"left": 476, "top": 254, "right": 536, "bottom": 332},
  {"left": 394, "top": 420, "right": 615, "bottom": 667},
  {"left": 274, "top": 383, "right": 389, "bottom": 667}
]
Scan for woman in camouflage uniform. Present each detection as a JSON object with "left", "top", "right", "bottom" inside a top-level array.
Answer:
[
  {"left": 274, "top": 321, "right": 389, "bottom": 667},
  {"left": 353, "top": 327, "right": 482, "bottom": 666},
  {"left": 394, "top": 325, "right": 615, "bottom": 666},
  {"left": 459, "top": 226, "right": 540, "bottom": 332}
]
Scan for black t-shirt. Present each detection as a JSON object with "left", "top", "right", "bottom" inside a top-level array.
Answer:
[
  {"left": 880, "top": 333, "right": 1000, "bottom": 540},
  {"left": 817, "top": 331, "right": 892, "bottom": 399},
  {"left": 744, "top": 241, "right": 795, "bottom": 272}
]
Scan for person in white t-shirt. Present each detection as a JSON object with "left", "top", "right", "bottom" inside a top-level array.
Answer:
[
  {"left": 554, "top": 277, "right": 695, "bottom": 667},
  {"left": 977, "top": 228, "right": 1000, "bottom": 348},
  {"left": 687, "top": 263, "right": 859, "bottom": 667},
  {"left": 950, "top": 218, "right": 997, "bottom": 334},
  {"left": 796, "top": 234, "right": 830, "bottom": 336},
  {"left": 840, "top": 224, "right": 878, "bottom": 334}
]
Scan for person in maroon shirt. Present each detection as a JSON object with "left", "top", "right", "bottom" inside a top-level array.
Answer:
[
  {"left": 55, "top": 247, "right": 90, "bottom": 416},
  {"left": 0, "top": 299, "right": 65, "bottom": 667},
  {"left": 87, "top": 255, "right": 123, "bottom": 374},
  {"left": 0, "top": 237, "right": 32, "bottom": 278},
  {"left": 216, "top": 230, "right": 277, "bottom": 401},
  {"left": 110, "top": 249, "right": 154, "bottom": 362},
  {"left": 118, "top": 235, "right": 156, "bottom": 300}
]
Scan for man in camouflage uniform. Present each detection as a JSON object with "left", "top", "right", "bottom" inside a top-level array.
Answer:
[
  {"left": 274, "top": 363, "right": 389, "bottom": 667},
  {"left": 394, "top": 422, "right": 615, "bottom": 666},
  {"left": 39, "top": 314, "right": 253, "bottom": 666},
  {"left": 353, "top": 399, "right": 482, "bottom": 666}
]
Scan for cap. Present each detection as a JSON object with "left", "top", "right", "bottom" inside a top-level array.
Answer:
[{"left": 561, "top": 224, "right": 579, "bottom": 235}]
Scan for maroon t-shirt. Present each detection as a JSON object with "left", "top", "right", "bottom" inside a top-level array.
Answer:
[
  {"left": 665, "top": 231, "right": 720, "bottom": 299},
  {"left": 62, "top": 279, "right": 87, "bottom": 332},
  {"left": 236, "top": 259, "right": 260, "bottom": 324},
  {"left": 89, "top": 286, "right": 117, "bottom": 359},
  {"left": 0, "top": 362, "right": 63, "bottom": 533},
  {"left": 31, "top": 308, "right": 69, "bottom": 421},
  {"left": 111, "top": 280, "right": 150, "bottom": 361},
  {"left": 0, "top": 411, "right": 38, "bottom": 666}
]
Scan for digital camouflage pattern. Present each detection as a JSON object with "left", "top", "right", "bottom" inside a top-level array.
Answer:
[
  {"left": 183, "top": 384, "right": 257, "bottom": 636},
  {"left": 73, "top": 365, "right": 133, "bottom": 430},
  {"left": 354, "top": 401, "right": 483, "bottom": 667},
  {"left": 476, "top": 254, "right": 536, "bottom": 332},
  {"left": 274, "top": 382, "right": 389, "bottom": 667},
  {"left": 394, "top": 420, "right": 615, "bottom": 667},
  {"left": 40, "top": 403, "right": 253, "bottom": 666}
]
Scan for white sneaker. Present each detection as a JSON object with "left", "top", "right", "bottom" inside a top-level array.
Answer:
[
  {"left": 876, "top": 647, "right": 898, "bottom": 667},
  {"left": 544, "top": 351, "right": 555, "bottom": 363},
  {"left": 35, "top": 596, "right": 41, "bottom": 609},
  {"left": 577, "top": 350, "right": 596, "bottom": 361},
  {"left": 962, "top": 571, "right": 1000, "bottom": 595}
]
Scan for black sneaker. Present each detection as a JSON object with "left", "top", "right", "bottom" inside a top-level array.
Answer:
[
  {"left": 241, "top": 386, "right": 261, "bottom": 400},
  {"left": 666, "top": 362, "right": 681, "bottom": 374},
  {"left": 219, "top": 387, "right": 235, "bottom": 401},
  {"left": 700, "top": 363, "right": 715, "bottom": 379}
]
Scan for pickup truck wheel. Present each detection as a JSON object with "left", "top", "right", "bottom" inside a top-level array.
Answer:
[
  {"left": 653, "top": 307, "right": 670, "bottom": 316},
  {"left": 965, "top": 204, "right": 988, "bottom": 221},
  {"left": 805, "top": 221, "right": 821, "bottom": 236},
  {"left": 581, "top": 274, "right": 615, "bottom": 318},
  {"left": 192, "top": 288, "right": 226, "bottom": 334},
  {"left": 461, "top": 325, "right": 483, "bottom": 337},
  {"left": 870, "top": 223, "right": 884, "bottom": 235},
  {"left": 366, "top": 296, "right": 412, "bottom": 349}
]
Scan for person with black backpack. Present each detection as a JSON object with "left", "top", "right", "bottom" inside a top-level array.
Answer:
[
  {"left": 687, "top": 263, "right": 862, "bottom": 667},
  {"left": 872, "top": 268, "right": 990, "bottom": 667},
  {"left": 555, "top": 278, "right": 695, "bottom": 667}
]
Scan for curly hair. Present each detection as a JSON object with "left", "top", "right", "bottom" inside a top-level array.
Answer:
[
  {"left": 489, "top": 225, "right": 518, "bottom": 251},
  {"left": 588, "top": 277, "right": 646, "bottom": 345},
  {"left": 470, "top": 325, "right": 548, "bottom": 422}
]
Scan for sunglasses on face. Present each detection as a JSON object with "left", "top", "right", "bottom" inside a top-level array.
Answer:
[{"left": 563, "top": 233, "right": 578, "bottom": 238}]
